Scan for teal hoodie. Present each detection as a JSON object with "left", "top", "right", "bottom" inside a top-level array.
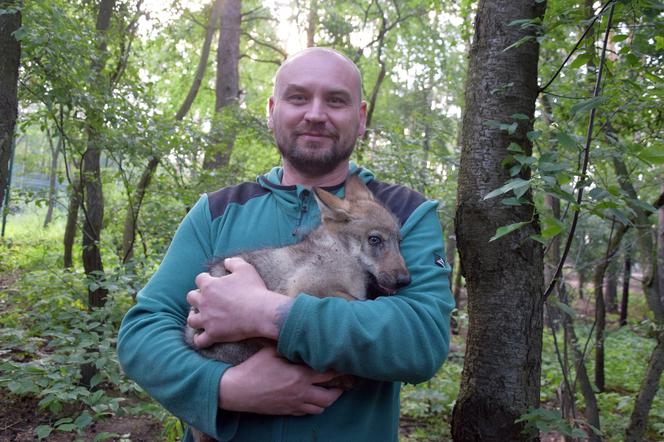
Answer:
[{"left": 117, "top": 165, "right": 454, "bottom": 441}]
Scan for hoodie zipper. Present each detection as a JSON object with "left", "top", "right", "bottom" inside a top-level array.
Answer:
[{"left": 292, "top": 190, "right": 309, "bottom": 237}]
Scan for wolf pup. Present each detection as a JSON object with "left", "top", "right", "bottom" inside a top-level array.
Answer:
[{"left": 184, "top": 175, "right": 410, "bottom": 441}]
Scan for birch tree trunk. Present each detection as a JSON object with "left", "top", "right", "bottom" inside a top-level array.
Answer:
[
  {"left": 451, "top": 0, "right": 546, "bottom": 440},
  {"left": 0, "top": 1, "right": 21, "bottom": 212}
]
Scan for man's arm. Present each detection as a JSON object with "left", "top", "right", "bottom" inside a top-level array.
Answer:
[
  {"left": 277, "top": 199, "right": 454, "bottom": 383},
  {"left": 117, "top": 196, "right": 342, "bottom": 441}
]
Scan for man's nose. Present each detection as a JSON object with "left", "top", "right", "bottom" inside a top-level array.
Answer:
[{"left": 304, "top": 98, "right": 327, "bottom": 124}]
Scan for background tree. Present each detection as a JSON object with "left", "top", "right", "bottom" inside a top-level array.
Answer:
[
  {"left": 451, "top": 0, "right": 546, "bottom": 440},
  {"left": 0, "top": 0, "right": 21, "bottom": 215}
]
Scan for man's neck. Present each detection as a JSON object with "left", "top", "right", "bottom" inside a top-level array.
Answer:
[{"left": 281, "top": 161, "right": 350, "bottom": 188}]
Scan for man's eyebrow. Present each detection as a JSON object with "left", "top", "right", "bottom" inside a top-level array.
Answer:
[{"left": 280, "top": 84, "right": 354, "bottom": 101}]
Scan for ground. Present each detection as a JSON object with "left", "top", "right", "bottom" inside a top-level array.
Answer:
[{"left": 0, "top": 393, "right": 161, "bottom": 441}]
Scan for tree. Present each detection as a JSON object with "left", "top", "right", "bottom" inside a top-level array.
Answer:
[
  {"left": 81, "top": 0, "right": 115, "bottom": 309},
  {"left": 451, "top": 0, "right": 546, "bottom": 440},
  {"left": 0, "top": 0, "right": 21, "bottom": 214},
  {"left": 203, "top": 0, "right": 241, "bottom": 170}
]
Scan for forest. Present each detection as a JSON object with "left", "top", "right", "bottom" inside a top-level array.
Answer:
[{"left": 0, "top": 0, "right": 662, "bottom": 440}]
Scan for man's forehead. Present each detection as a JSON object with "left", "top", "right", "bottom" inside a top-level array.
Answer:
[{"left": 273, "top": 48, "right": 363, "bottom": 99}]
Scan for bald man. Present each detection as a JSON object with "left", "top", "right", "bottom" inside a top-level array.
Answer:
[{"left": 118, "top": 47, "right": 454, "bottom": 442}]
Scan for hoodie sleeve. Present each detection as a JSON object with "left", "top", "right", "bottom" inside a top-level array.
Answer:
[
  {"left": 277, "top": 200, "right": 455, "bottom": 384},
  {"left": 116, "top": 195, "right": 240, "bottom": 441}
]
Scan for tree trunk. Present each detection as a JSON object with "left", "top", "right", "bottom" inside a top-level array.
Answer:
[
  {"left": 44, "top": 127, "right": 62, "bottom": 228},
  {"left": 624, "top": 183, "right": 664, "bottom": 441},
  {"left": 203, "top": 0, "right": 241, "bottom": 170},
  {"left": 81, "top": 0, "right": 115, "bottom": 309},
  {"left": 620, "top": 251, "right": 631, "bottom": 326},
  {"left": 306, "top": 0, "right": 317, "bottom": 48},
  {"left": 593, "top": 259, "right": 607, "bottom": 393},
  {"left": 605, "top": 266, "right": 618, "bottom": 313},
  {"left": 451, "top": 1, "right": 546, "bottom": 440},
  {"left": 0, "top": 1, "right": 21, "bottom": 212},
  {"left": 63, "top": 177, "right": 80, "bottom": 268},
  {"left": 625, "top": 329, "right": 664, "bottom": 441},
  {"left": 122, "top": 156, "right": 159, "bottom": 262}
]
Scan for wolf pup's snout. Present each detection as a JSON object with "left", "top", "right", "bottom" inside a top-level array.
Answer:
[{"left": 396, "top": 273, "right": 411, "bottom": 288}]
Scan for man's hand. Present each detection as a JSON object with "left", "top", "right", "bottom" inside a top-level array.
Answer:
[
  {"left": 186, "top": 257, "right": 293, "bottom": 348},
  {"left": 219, "top": 347, "right": 344, "bottom": 415}
]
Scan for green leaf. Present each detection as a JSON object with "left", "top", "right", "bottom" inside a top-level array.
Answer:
[
  {"left": 35, "top": 425, "right": 53, "bottom": 440},
  {"left": 75, "top": 412, "right": 93, "bottom": 429},
  {"left": 483, "top": 178, "right": 531, "bottom": 200},
  {"left": 507, "top": 142, "right": 524, "bottom": 153},
  {"left": 489, "top": 221, "right": 530, "bottom": 242},
  {"left": 503, "top": 35, "right": 535, "bottom": 52},
  {"left": 511, "top": 113, "right": 530, "bottom": 120},
  {"left": 551, "top": 298, "right": 576, "bottom": 319},
  {"left": 637, "top": 149, "right": 664, "bottom": 165},
  {"left": 612, "top": 34, "right": 628, "bottom": 43},
  {"left": 571, "top": 96, "right": 607, "bottom": 115},
  {"left": 554, "top": 131, "right": 578, "bottom": 149},
  {"left": 570, "top": 52, "right": 593, "bottom": 69}
]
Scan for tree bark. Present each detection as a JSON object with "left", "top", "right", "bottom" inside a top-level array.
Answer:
[
  {"left": 0, "top": 1, "right": 21, "bottom": 212},
  {"left": 63, "top": 176, "right": 80, "bottom": 268},
  {"left": 451, "top": 1, "right": 546, "bottom": 440},
  {"left": 203, "top": 0, "right": 241, "bottom": 170},
  {"left": 624, "top": 183, "right": 664, "bottom": 440},
  {"left": 121, "top": 155, "right": 159, "bottom": 262},
  {"left": 620, "top": 251, "right": 631, "bottom": 326},
  {"left": 605, "top": 266, "right": 618, "bottom": 313},
  {"left": 625, "top": 329, "right": 664, "bottom": 441},
  {"left": 81, "top": 0, "right": 115, "bottom": 309},
  {"left": 306, "top": 0, "right": 317, "bottom": 48}
]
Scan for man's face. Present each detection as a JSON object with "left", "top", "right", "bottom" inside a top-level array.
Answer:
[{"left": 268, "top": 50, "right": 367, "bottom": 176}]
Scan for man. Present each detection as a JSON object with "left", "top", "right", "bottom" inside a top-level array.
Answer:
[{"left": 117, "top": 47, "right": 454, "bottom": 441}]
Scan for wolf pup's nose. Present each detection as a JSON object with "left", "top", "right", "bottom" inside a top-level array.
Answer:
[{"left": 396, "top": 274, "right": 411, "bottom": 288}]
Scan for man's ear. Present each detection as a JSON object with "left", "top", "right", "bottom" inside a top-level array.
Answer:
[
  {"left": 267, "top": 96, "right": 275, "bottom": 130},
  {"left": 357, "top": 100, "right": 367, "bottom": 138},
  {"left": 313, "top": 187, "right": 351, "bottom": 223},
  {"left": 344, "top": 174, "right": 374, "bottom": 202}
]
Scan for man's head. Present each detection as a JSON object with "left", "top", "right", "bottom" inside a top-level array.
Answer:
[{"left": 268, "top": 47, "right": 367, "bottom": 178}]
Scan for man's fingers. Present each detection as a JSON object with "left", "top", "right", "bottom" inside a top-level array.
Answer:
[
  {"left": 299, "top": 403, "right": 327, "bottom": 415},
  {"left": 194, "top": 272, "right": 213, "bottom": 289},
  {"left": 187, "top": 308, "right": 202, "bottom": 329},
  {"left": 310, "top": 370, "right": 342, "bottom": 385},
  {"left": 223, "top": 256, "right": 249, "bottom": 273},
  {"left": 193, "top": 331, "right": 214, "bottom": 349},
  {"left": 305, "top": 386, "right": 343, "bottom": 409},
  {"left": 186, "top": 289, "right": 201, "bottom": 308}
]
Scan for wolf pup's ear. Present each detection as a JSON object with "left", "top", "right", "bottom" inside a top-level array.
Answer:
[
  {"left": 344, "top": 174, "right": 375, "bottom": 202},
  {"left": 313, "top": 187, "right": 351, "bottom": 223}
]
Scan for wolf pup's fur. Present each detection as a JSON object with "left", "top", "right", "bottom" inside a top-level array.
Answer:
[{"left": 184, "top": 175, "right": 410, "bottom": 440}]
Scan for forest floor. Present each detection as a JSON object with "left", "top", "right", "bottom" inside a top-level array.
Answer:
[{"left": 0, "top": 390, "right": 438, "bottom": 441}]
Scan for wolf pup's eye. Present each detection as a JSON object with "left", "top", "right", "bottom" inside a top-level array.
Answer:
[{"left": 368, "top": 235, "right": 383, "bottom": 246}]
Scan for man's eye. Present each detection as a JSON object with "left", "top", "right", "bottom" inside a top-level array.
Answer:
[
  {"left": 289, "top": 95, "right": 307, "bottom": 103},
  {"left": 368, "top": 235, "right": 383, "bottom": 246},
  {"left": 328, "top": 97, "right": 346, "bottom": 106}
]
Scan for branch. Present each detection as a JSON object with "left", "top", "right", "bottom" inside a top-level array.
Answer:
[
  {"left": 175, "top": 0, "right": 223, "bottom": 120},
  {"left": 238, "top": 53, "right": 282, "bottom": 66},
  {"left": 543, "top": 3, "right": 616, "bottom": 302},
  {"left": 539, "top": 0, "right": 615, "bottom": 93},
  {"left": 242, "top": 31, "right": 287, "bottom": 59}
]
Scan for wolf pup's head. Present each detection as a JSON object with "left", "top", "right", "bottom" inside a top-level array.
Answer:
[{"left": 312, "top": 175, "right": 411, "bottom": 296}]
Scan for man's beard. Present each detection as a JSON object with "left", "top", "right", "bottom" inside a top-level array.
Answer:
[{"left": 275, "top": 130, "right": 356, "bottom": 176}]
